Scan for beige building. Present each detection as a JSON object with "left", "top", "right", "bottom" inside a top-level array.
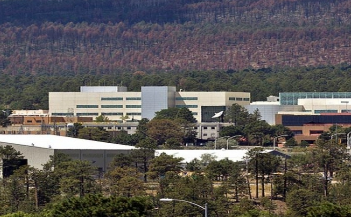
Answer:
[{"left": 49, "top": 86, "right": 250, "bottom": 123}]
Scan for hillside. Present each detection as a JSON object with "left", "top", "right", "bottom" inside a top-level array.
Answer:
[{"left": 0, "top": 0, "right": 351, "bottom": 74}]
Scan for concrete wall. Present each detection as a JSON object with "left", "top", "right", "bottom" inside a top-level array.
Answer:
[
  {"left": 55, "top": 149, "right": 132, "bottom": 172},
  {"left": 0, "top": 142, "right": 55, "bottom": 169}
]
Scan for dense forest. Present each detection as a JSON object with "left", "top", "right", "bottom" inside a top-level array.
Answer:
[
  {"left": 0, "top": 0, "right": 351, "bottom": 73},
  {"left": 1, "top": 65, "right": 351, "bottom": 110}
]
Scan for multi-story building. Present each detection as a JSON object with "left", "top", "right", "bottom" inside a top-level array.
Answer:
[
  {"left": 276, "top": 113, "right": 351, "bottom": 144},
  {"left": 49, "top": 86, "right": 250, "bottom": 123},
  {"left": 247, "top": 92, "right": 351, "bottom": 124},
  {"left": 247, "top": 92, "right": 351, "bottom": 144}
]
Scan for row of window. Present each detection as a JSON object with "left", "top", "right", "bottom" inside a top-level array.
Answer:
[
  {"left": 176, "top": 97, "right": 250, "bottom": 101},
  {"left": 52, "top": 112, "right": 142, "bottom": 116},
  {"left": 280, "top": 92, "right": 351, "bottom": 105},
  {"left": 52, "top": 113, "right": 74, "bottom": 116},
  {"left": 101, "top": 97, "right": 141, "bottom": 101},
  {"left": 229, "top": 97, "right": 250, "bottom": 101},
  {"left": 76, "top": 105, "right": 141, "bottom": 108},
  {"left": 176, "top": 97, "right": 198, "bottom": 100},
  {"left": 314, "top": 110, "right": 338, "bottom": 114},
  {"left": 176, "top": 105, "right": 198, "bottom": 108}
]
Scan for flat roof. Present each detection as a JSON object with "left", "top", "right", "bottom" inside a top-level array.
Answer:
[
  {"left": 155, "top": 149, "right": 289, "bottom": 163},
  {"left": 0, "top": 135, "right": 136, "bottom": 150},
  {"left": 155, "top": 149, "right": 250, "bottom": 163}
]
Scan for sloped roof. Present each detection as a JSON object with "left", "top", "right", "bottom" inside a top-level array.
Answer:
[{"left": 0, "top": 135, "right": 136, "bottom": 150}]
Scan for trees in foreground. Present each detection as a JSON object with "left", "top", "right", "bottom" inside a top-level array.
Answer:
[{"left": 4, "top": 129, "right": 351, "bottom": 216}]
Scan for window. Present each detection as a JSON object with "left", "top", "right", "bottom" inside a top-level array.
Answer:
[
  {"left": 127, "top": 112, "right": 141, "bottom": 115},
  {"left": 203, "top": 134, "right": 207, "bottom": 136},
  {"left": 101, "top": 112, "right": 123, "bottom": 116},
  {"left": 315, "top": 110, "right": 338, "bottom": 114},
  {"left": 310, "top": 130, "right": 323, "bottom": 135},
  {"left": 101, "top": 97, "right": 123, "bottom": 101},
  {"left": 211, "top": 127, "right": 215, "bottom": 129},
  {"left": 126, "top": 97, "right": 141, "bottom": 100},
  {"left": 203, "top": 127, "right": 207, "bottom": 129},
  {"left": 76, "top": 105, "right": 98, "bottom": 108},
  {"left": 176, "top": 97, "right": 198, "bottom": 100},
  {"left": 77, "top": 113, "right": 99, "bottom": 116},
  {"left": 126, "top": 105, "right": 141, "bottom": 108},
  {"left": 52, "top": 113, "right": 74, "bottom": 116},
  {"left": 229, "top": 96, "right": 250, "bottom": 101},
  {"left": 101, "top": 105, "right": 123, "bottom": 108},
  {"left": 176, "top": 105, "right": 198, "bottom": 108},
  {"left": 36, "top": 120, "right": 42, "bottom": 123},
  {"left": 192, "top": 112, "right": 198, "bottom": 115},
  {"left": 27, "top": 120, "right": 32, "bottom": 123}
]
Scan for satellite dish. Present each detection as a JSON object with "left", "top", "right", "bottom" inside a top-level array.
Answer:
[{"left": 212, "top": 111, "right": 224, "bottom": 118}]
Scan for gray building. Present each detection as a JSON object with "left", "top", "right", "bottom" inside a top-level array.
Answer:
[{"left": 141, "top": 86, "right": 176, "bottom": 120}]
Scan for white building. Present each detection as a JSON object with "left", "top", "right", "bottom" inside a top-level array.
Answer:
[
  {"left": 245, "top": 96, "right": 303, "bottom": 125},
  {"left": 155, "top": 149, "right": 249, "bottom": 164},
  {"left": 0, "top": 134, "right": 136, "bottom": 177},
  {"left": 155, "top": 149, "right": 290, "bottom": 167},
  {"left": 246, "top": 92, "right": 351, "bottom": 125},
  {"left": 49, "top": 86, "right": 250, "bottom": 123}
]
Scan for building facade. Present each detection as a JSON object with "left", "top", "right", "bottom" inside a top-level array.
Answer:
[
  {"left": 276, "top": 113, "right": 351, "bottom": 144},
  {"left": 49, "top": 86, "right": 250, "bottom": 123}
]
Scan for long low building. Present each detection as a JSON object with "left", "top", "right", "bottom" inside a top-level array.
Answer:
[
  {"left": 155, "top": 149, "right": 249, "bottom": 164},
  {"left": 155, "top": 149, "right": 290, "bottom": 167},
  {"left": 0, "top": 134, "right": 136, "bottom": 177}
]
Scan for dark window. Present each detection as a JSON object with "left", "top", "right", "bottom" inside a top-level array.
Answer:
[
  {"left": 101, "top": 105, "right": 123, "bottom": 108},
  {"left": 126, "top": 105, "right": 141, "bottom": 108},
  {"left": 126, "top": 97, "right": 141, "bottom": 100},
  {"left": 101, "top": 97, "right": 123, "bottom": 101},
  {"left": 201, "top": 106, "right": 226, "bottom": 122},
  {"left": 76, "top": 105, "right": 98, "bottom": 108}
]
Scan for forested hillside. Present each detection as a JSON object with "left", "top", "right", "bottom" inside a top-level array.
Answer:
[
  {"left": 0, "top": 0, "right": 351, "bottom": 74},
  {"left": 2, "top": 65, "right": 351, "bottom": 110}
]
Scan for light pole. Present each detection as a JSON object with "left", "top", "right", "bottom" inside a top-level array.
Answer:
[
  {"left": 331, "top": 133, "right": 346, "bottom": 144},
  {"left": 160, "top": 198, "right": 207, "bottom": 217},
  {"left": 226, "top": 135, "right": 242, "bottom": 150},
  {"left": 214, "top": 136, "right": 229, "bottom": 150},
  {"left": 347, "top": 132, "right": 351, "bottom": 154},
  {"left": 214, "top": 137, "right": 219, "bottom": 150},
  {"left": 273, "top": 135, "right": 288, "bottom": 150}
]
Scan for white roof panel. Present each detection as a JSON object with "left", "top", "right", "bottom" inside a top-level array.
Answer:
[
  {"left": 155, "top": 149, "right": 249, "bottom": 163},
  {"left": 0, "top": 135, "right": 136, "bottom": 150}
]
